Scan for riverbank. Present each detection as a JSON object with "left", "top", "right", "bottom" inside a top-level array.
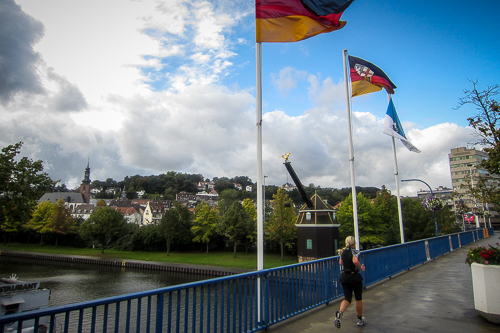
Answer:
[
  {"left": 0, "top": 243, "right": 297, "bottom": 270},
  {"left": 0, "top": 243, "right": 298, "bottom": 277},
  {"left": 0, "top": 249, "right": 250, "bottom": 277}
]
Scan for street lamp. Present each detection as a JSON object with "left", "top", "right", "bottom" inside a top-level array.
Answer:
[
  {"left": 456, "top": 196, "right": 467, "bottom": 232},
  {"left": 401, "top": 178, "right": 439, "bottom": 237},
  {"left": 263, "top": 175, "right": 268, "bottom": 222},
  {"left": 467, "top": 164, "right": 480, "bottom": 229}
]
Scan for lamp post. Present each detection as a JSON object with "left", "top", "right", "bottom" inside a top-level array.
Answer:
[
  {"left": 458, "top": 196, "right": 466, "bottom": 232},
  {"left": 401, "top": 178, "right": 439, "bottom": 237},
  {"left": 263, "top": 175, "right": 268, "bottom": 223},
  {"left": 467, "top": 164, "right": 480, "bottom": 229}
]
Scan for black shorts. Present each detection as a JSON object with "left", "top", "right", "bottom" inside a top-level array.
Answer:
[{"left": 339, "top": 272, "right": 363, "bottom": 303}]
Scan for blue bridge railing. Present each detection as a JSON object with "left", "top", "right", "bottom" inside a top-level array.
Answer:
[{"left": 0, "top": 228, "right": 494, "bottom": 332}]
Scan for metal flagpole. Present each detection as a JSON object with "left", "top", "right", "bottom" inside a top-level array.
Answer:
[
  {"left": 391, "top": 136, "right": 405, "bottom": 243},
  {"left": 342, "top": 49, "right": 360, "bottom": 250},
  {"left": 256, "top": 41, "right": 264, "bottom": 324},
  {"left": 388, "top": 95, "right": 405, "bottom": 243}
]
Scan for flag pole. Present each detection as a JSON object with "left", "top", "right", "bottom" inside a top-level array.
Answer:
[
  {"left": 256, "top": 41, "right": 264, "bottom": 323},
  {"left": 389, "top": 96, "right": 405, "bottom": 243},
  {"left": 343, "top": 49, "right": 360, "bottom": 250},
  {"left": 256, "top": 43, "right": 263, "bottom": 272}
]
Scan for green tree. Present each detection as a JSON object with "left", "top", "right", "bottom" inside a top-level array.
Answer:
[
  {"left": 159, "top": 202, "right": 192, "bottom": 255},
  {"left": 130, "top": 224, "right": 164, "bottom": 251},
  {"left": 436, "top": 206, "right": 462, "bottom": 235},
  {"left": 26, "top": 201, "right": 56, "bottom": 246},
  {"left": 0, "top": 142, "right": 56, "bottom": 241},
  {"left": 191, "top": 202, "right": 219, "bottom": 253},
  {"left": 1, "top": 216, "right": 22, "bottom": 246},
  {"left": 401, "top": 198, "right": 434, "bottom": 241},
  {"left": 242, "top": 198, "right": 257, "bottom": 252},
  {"left": 79, "top": 207, "right": 127, "bottom": 253},
  {"left": 219, "top": 202, "right": 250, "bottom": 258},
  {"left": 372, "top": 186, "right": 399, "bottom": 245},
  {"left": 114, "top": 222, "right": 139, "bottom": 251},
  {"left": 214, "top": 177, "right": 235, "bottom": 194},
  {"left": 49, "top": 199, "right": 77, "bottom": 247},
  {"left": 96, "top": 199, "right": 106, "bottom": 207},
  {"left": 126, "top": 187, "right": 138, "bottom": 199},
  {"left": 337, "top": 193, "right": 383, "bottom": 249},
  {"left": 265, "top": 188, "right": 297, "bottom": 260},
  {"left": 218, "top": 189, "right": 239, "bottom": 215},
  {"left": 456, "top": 81, "right": 500, "bottom": 210}
]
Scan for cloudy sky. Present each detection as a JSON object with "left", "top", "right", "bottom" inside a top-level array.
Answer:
[{"left": 1, "top": 0, "right": 499, "bottom": 196}]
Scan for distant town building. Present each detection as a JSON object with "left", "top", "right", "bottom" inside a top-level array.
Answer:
[
  {"left": 105, "top": 188, "right": 119, "bottom": 195},
  {"left": 113, "top": 207, "right": 142, "bottom": 225},
  {"left": 72, "top": 204, "right": 99, "bottom": 220},
  {"left": 176, "top": 191, "right": 197, "bottom": 202},
  {"left": 282, "top": 182, "right": 297, "bottom": 192},
  {"left": 38, "top": 162, "right": 90, "bottom": 210},
  {"left": 196, "top": 190, "right": 219, "bottom": 201},
  {"left": 38, "top": 193, "right": 86, "bottom": 211},
  {"left": 143, "top": 202, "right": 167, "bottom": 225},
  {"left": 197, "top": 181, "right": 215, "bottom": 191},
  {"left": 130, "top": 199, "right": 154, "bottom": 207},
  {"left": 449, "top": 147, "right": 488, "bottom": 207},
  {"left": 90, "top": 188, "right": 101, "bottom": 194},
  {"left": 448, "top": 147, "right": 498, "bottom": 228}
]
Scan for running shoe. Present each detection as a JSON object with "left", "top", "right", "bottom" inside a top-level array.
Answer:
[
  {"left": 334, "top": 311, "right": 342, "bottom": 329},
  {"left": 356, "top": 316, "right": 367, "bottom": 326}
]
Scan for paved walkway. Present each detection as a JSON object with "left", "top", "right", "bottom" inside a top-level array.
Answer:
[{"left": 269, "top": 235, "right": 500, "bottom": 333}]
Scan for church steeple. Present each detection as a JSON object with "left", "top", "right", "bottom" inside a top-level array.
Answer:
[
  {"left": 79, "top": 159, "right": 91, "bottom": 203},
  {"left": 82, "top": 159, "right": 91, "bottom": 185}
]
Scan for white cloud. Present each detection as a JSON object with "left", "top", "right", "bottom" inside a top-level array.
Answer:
[
  {"left": 1, "top": 0, "right": 475, "bottom": 198},
  {"left": 143, "top": 0, "right": 190, "bottom": 35},
  {"left": 271, "top": 67, "right": 308, "bottom": 96}
]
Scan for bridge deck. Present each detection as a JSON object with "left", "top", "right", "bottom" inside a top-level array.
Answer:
[{"left": 269, "top": 235, "right": 500, "bottom": 333}]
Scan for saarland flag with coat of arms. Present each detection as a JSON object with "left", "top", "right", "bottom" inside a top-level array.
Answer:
[{"left": 348, "top": 55, "right": 396, "bottom": 97}]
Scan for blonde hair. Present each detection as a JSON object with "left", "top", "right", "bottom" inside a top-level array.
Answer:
[
  {"left": 337, "top": 236, "right": 356, "bottom": 254},
  {"left": 345, "top": 236, "right": 356, "bottom": 248}
]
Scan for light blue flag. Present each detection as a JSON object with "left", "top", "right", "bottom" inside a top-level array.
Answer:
[{"left": 383, "top": 98, "right": 420, "bottom": 153}]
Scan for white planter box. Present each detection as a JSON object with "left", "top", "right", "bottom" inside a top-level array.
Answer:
[{"left": 471, "top": 263, "right": 500, "bottom": 323}]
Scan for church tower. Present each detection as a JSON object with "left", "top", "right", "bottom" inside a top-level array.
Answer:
[{"left": 79, "top": 160, "right": 91, "bottom": 204}]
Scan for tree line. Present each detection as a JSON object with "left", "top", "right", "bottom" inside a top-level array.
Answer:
[
  {"left": 2, "top": 80, "right": 498, "bottom": 258},
  {"left": 0, "top": 142, "right": 467, "bottom": 259}
]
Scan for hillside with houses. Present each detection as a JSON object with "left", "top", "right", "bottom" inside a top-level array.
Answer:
[{"left": 39, "top": 163, "right": 266, "bottom": 227}]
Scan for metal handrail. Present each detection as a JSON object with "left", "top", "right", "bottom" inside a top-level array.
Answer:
[{"left": 0, "top": 228, "right": 493, "bottom": 333}]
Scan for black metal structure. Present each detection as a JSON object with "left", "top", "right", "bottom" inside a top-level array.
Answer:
[
  {"left": 284, "top": 161, "right": 314, "bottom": 208},
  {"left": 283, "top": 158, "right": 339, "bottom": 263}
]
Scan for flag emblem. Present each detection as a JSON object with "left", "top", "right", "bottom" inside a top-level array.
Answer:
[
  {"left": 354, "top": 64, "right": 374, "bottom": 79},
  {"left": 348, "top": 55, "right": 396, "bottom": 96},
  {"left": 392, "top": 122, "right": 400, "bottom": 134}
]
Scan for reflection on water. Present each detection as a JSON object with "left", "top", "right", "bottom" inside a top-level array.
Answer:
[{"left": 0, "top": 257, "right": 210, "bottom": 307}]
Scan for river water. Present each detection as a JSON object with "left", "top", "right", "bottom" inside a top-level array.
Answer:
[{"left": 0, "top": 256, "right": 211, "bottom": 307}]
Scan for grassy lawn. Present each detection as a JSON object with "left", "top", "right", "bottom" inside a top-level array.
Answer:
[{"left": 0, "top": 243, "right": 298, "bottom": 270}]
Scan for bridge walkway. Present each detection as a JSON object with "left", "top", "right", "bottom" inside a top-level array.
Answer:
[{"left": 268, "top": 236, "right": 499, "bottom": 333}]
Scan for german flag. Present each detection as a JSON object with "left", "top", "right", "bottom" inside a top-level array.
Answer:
[
  {"left": 256, "top": 0, "right": 354, "bottom": 43},
  {"left": 348, "top": 56, "right": 397, "bottom": 97}
]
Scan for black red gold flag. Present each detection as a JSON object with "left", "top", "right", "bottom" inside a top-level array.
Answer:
[
  {"left": 348, "top": 55, "right": 396, "bottom": 97},
  {"left": 256, "top": 0, "right": 354, "bottom": 43}
]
